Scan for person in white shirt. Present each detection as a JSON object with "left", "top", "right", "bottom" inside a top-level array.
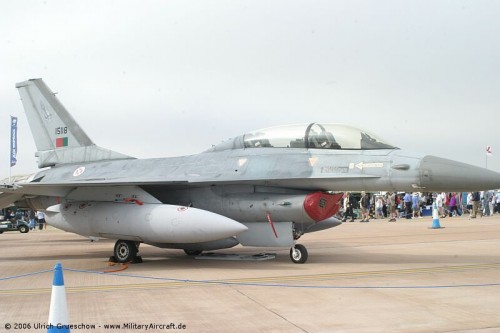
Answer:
[
  {"left": 36, "top": 211, "right": 46, "bottom": 230},
  {"left": 436, "top": 193, "right": 445, "bottom": 218}
]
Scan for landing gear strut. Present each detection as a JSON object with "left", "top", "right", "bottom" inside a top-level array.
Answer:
[
  {"left": 184, "top": 249, "right": 203, "bottom": 256},
  {"left": 290, "top": 244, "right": 308, "bottom": 264},
  {"left": 110, "top": 239, "right": 143, "bottom": 263},
  {"left": 290, "top": 223, "right": 308, "bottom": 264}
]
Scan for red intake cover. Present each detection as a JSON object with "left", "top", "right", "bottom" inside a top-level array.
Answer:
[{"left": 303, "top": 192, "right": 344, "bottom": 222}]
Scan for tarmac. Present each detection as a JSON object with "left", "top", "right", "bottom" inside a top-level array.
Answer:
[{"left": 1, "top": 215, "right": 500, "bottom": 333}]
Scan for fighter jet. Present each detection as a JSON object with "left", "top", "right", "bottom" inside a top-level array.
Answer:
[{"left": 2, "top": 78, "right": 500, "bottom": 264}]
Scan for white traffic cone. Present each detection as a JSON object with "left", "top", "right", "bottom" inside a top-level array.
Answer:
[
  {"left": 431, "top": 202, "right": 443, "bottom": 229},
  {"left": 48, "top": 262, "right": 70, "bottom": 332}
]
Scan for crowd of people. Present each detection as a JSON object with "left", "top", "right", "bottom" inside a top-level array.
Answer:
[
  {"left": 465, "top": 190, "right": 500, "bottom": 218},
  {"left": 339, "top": 191, "right": 500, "bottom": 222}
]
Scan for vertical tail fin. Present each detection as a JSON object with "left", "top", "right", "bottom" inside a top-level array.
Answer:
[{"left": 16, "top": 79, "right": 132, "bottom": 168}]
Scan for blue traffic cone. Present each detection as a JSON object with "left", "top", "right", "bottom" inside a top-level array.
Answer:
[
  {"left": 48, "top": 263, "right": 70, "bottom": 333},
  {"left": 431, "top": 202, "right": 443, "bottom": 229}
]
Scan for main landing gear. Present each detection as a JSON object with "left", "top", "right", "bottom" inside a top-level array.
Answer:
[
  {"left": 290, "top": 244, "right": 308, "bottom": 264},
  {"left": 110, "top": 239, "right": 143, "bottom": 263},
  {"left": 109, "top": 241, "right": 309, "bottom": 264}
]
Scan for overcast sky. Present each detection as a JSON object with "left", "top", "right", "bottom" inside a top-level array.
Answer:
[{"left": 1, "top": 0, "right": 499, "bottom": 177}]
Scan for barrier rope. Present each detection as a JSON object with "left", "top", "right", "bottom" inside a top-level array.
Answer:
[
  {"left": 1, "top": 266, "right": 500, "bottom": 290},
  {"left": 0, "top": 269, "right": 53, "bottom": 281},
  {"left": 0, "top": 261, "right": 128, "bottom": 281},
  {"left": 61, "top": 267, "right": 500, "bottom": 290}
]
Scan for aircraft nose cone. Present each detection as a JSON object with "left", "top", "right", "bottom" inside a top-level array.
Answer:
[{"left": 419, "top": 155, "right": 500, "bottom": 191}]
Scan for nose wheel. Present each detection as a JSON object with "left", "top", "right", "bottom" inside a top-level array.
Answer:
[{"left": 290, "top": 244, "right": 308, "bottom": 264}]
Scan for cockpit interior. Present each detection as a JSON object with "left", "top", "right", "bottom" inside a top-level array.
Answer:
[{"left": 210, "top": 123, "right": 397, "bottom": 152}]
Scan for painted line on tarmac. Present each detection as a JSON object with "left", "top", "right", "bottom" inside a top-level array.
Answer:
[
  {"left": 1, "top": 263, "right": 500, "bottom": 295},
  {"left": 222, "top": 263, "right": 500, "bottom": 284}
]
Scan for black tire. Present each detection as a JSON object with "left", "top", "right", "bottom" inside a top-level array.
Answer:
[
  {"left": 184, "top": 249, "right": 203, "bottom": 256},
  {"left": 19, "top": 225, "right": 29, "bottom": 233},
  {"left": 113, "top": 240, "right": 137, "bottom": 263},
  {"left": 0, "top": 231, "right": 3, "bottom": 234},
  {"left": 290, "top": 244, "right": 308, "bottom": 264}
]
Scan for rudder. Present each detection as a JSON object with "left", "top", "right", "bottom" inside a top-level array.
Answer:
[{"left": 16, "top": 79, "right": 132, "bottom": 168}]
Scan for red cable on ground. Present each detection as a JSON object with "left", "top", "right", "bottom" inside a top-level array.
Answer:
[{"left": 103, "top": 262, "right": 129, "bottom": 273}]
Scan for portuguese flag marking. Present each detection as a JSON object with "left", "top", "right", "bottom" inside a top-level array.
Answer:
[{"left": 56, "top": 137, "right": 69, "bottom": 148}]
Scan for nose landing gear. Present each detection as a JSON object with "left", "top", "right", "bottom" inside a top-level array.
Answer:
[{"left": 290, "top": 244, "right": 308, "bottom": 264}]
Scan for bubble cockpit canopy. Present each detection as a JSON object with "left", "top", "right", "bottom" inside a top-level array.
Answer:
[{"left": 210, "top": 123, "right": 397, "bottom": 151}]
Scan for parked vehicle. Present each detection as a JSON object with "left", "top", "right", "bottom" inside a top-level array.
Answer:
[{"left": 0, "top": 220, "right": 30, "bottom": 233}]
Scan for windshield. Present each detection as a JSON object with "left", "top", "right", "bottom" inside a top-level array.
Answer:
[{"left": 243, "top": 123, "right": 396, "bottom": 150}]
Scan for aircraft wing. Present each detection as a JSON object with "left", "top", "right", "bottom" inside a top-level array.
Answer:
[{"left": 1, "top": 173, "right": 380, "bottom": 197}]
